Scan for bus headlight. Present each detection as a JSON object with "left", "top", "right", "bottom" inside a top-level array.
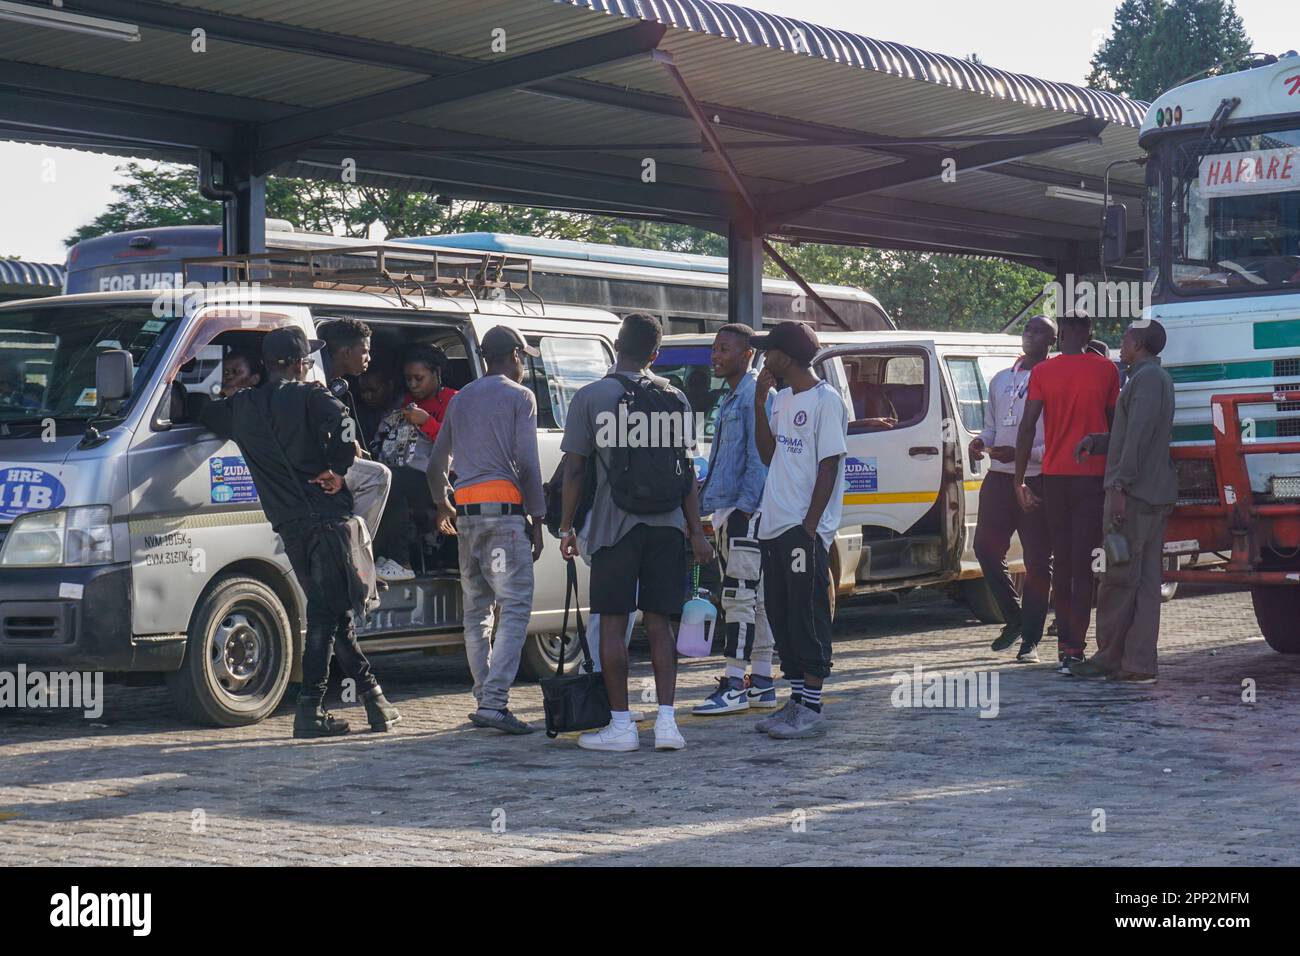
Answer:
[{"left": 0, "top": 506, "right": 114, "bottom": 567}]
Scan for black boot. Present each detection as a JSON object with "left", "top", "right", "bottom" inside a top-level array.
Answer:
[
  {"left": 293, "top": 698, "right": 350, "bottom": 739},
  {"left": 362, "top": 686, "right": 401, "bottom": 732}
]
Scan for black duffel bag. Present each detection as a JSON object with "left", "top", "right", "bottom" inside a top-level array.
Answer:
[{"left": 540, "top": 558, "right": 610, "bottom": 738}]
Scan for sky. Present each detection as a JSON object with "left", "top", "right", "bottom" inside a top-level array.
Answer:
[{"left": 0, "top": 0, "right": 1292, "bottom": 262}]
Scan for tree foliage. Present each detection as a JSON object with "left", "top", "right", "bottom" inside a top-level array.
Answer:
[{"left": 1087, "top": 0, "right": 1252, "bottom": 101}]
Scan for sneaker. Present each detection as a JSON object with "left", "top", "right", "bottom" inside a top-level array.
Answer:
[
  {"left": 1056, "top": 655, "right": 1084, "bottom": 674},
  {"left": 1015, "top": 643, "right": 1040, "bottom": 664},
  {"left": 692, "top": 676, "right": 749, "bottom": 715},
  {"left": 746, "top": 674, "right": 779, "bottom": 709},
  {"left": 767, "top": 702, "right": 828, "bottom": 739},
  {"left": 1110, "top": 670, "right": 1158, "bottom": 684},
  {"left": 1068, "top": 659, "right": 1112, "bottom": 680},
  {"left": 469, "top": 708, "right": 535, "bottom": 734},
  {"left": 374, "top": 557, "right": 415, "bottom": 582},
  {"left": 991, "top": 621, "right": 1022, "bottom": 652},
  {"left": 577, "top": 722, "right": 639, "bottom": 752},
  {"left": 755, "top": 697, "right": 799, "bottom": 733},
  {"left": 654, "top": 720, "right": 686, "bottom": 751}
]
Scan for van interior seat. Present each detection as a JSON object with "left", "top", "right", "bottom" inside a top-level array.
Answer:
[{"left": 883, "top": 383, "right": 924, "bottom": 425}]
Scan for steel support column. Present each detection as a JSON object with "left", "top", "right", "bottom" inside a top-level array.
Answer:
[{"left": 729, "top": 215, "right": 764, "bottom": 331}]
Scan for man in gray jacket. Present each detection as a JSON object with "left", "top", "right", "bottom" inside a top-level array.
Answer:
[{"left": 1068, "top": 320, "right": 1177, "bottom": 683}]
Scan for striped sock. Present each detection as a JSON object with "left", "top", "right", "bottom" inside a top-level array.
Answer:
[
  {"left": 789, "top": 679, "right": 804, "bottom": 704},
  {"left": 802, "top": 685, "right": 824, "bottom": 712}
]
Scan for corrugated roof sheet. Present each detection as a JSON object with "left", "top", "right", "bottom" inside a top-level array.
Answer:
[
  {"left": 560, "top": 0, "right": 1148, "bottom": 126},
  {"left": 0, "top": 260, "right": 65, "bottom": 290}
]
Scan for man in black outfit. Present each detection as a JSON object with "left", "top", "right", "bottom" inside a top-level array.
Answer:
[{"left": 199, "top": 326, "right": 400, "bottom": 738}]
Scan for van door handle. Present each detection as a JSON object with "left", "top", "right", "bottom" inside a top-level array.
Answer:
[{"left": 909, "top": 446, "right": 939, "bottom": 457}]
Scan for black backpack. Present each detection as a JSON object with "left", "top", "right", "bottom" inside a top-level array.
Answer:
[{"left": 600, "top": 373, "right": 695, "bottom": 515}]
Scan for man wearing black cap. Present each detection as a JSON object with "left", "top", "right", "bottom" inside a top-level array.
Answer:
[
  {"left": 427, "top": 325, "right": 547, "bottom": 734},
  {"left": 199, "top": 325, "right": 400, "bottom": 738},
  {"left": 750, "top": 321, "right": 849, "bottom": 739}
]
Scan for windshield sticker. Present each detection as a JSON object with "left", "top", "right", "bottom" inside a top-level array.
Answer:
[
  {"left": 142, "top": 320, "right": 166, "bottom": 333},
  {"left": 844, "top": 456, "right": 878, "bottom": 494},
  {"left": 1199, "top": 146, "right": 1299, "bottom": 198},
  {"left": 74, "top": 388, "right": 98, "bottom": 407},
  {"left": 95, "top": 340, "right": 122, "bottom": 350},
  {"left": 0, "top": 466, "right": 67, "bottom": 521},
  {"left": 209, "top": 456, "right": 258, "bottom": 504}
]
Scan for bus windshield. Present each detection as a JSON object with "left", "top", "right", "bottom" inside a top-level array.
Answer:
[
  {"left": 1165, "top": 127, "right": 1300, "bottom": 294},
  {"left": 0, "top": 305, "right": 178, "bottom": 430}
]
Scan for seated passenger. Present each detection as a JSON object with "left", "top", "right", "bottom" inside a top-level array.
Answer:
[
  {"left": 356, "top": 365, "right": 398, "bottom": 453},
  {"left": 851, "top": 380, "right": 897, "bottom": 430},
  {"left": 373, "top": 345, "right": 458, "bottom": 575},
  {"left": 220, "top": 349, "right": 264, "bottom": 397}
]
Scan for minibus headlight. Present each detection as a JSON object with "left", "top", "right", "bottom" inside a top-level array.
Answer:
[{"left": 1, "top": 506, "right": 114, "bottom": 567}]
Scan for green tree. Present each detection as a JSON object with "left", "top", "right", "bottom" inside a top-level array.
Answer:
[{"left": 1087, "top": 0, "right": 1252, "bottom": 101}]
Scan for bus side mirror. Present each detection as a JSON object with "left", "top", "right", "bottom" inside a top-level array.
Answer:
[
  {"left": 1102, "top": 204, "right": 1127, "bottom": 266},
  {"left": 96, "top": 349, "right": 134, "bottom": 402}
]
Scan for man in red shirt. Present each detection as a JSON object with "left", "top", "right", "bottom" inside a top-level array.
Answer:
[{"left": 1014, "top": 312, "right": 1119, "bottom": 672}]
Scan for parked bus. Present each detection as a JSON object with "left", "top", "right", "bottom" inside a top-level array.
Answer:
[
  {"left": 1127, "top": 51, "right": 1300, "bottom": 651},
  {"left": 65, "top": 226, "right": 893, "bottom": 333}
]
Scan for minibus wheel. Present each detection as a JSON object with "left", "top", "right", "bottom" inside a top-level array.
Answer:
[
  {"left": 167, "top": 574, "right": 293, "bottom": 726},
  {"left": 1251, "top": 585, "right": 1300, "bottom": 654},
  {"left": 519, "top": 631, "right": 585, "bottom": 680}
]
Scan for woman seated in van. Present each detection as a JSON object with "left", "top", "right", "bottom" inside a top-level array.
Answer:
[
  {"left": 356, "top": 364, "right": 398, "bottom": 449},
  {"left": 219, "top": 349, "right": 264, "bottom": 397},
  {"left": 372, "top": 345, "right": 458, "bottom": 577}
]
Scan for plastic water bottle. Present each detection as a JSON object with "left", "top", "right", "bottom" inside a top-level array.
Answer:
[{"left": 676, "top": 566, "right": 717, "bottom": 658}]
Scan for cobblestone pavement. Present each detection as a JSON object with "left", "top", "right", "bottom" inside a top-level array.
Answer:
[{"left": 2, "top": 587, "right": 1298, "bottom": 866}]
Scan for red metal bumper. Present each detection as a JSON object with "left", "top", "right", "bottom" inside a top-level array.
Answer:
[{"left": 1167, "top": 389, "right": 1300, "bottom": 586}]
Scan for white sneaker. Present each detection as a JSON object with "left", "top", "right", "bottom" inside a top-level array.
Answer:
[
  {"left": 577, "top": 722, "right": 640, "bottom": 752},
  {"left": 654, "top": 720, "right": 686, "bottom": 751},
  {"left": 374, "top": 557, "right": 415, "bottom": 582}
]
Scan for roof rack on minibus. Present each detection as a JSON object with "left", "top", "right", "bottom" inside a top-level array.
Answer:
[{"left": 181, "top": 243, "right": 546, "bottom": 313}]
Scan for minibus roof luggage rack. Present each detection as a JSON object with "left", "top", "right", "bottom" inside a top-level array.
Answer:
[{"left": 181, "top": 243, "right": 545, "bottom": 312}]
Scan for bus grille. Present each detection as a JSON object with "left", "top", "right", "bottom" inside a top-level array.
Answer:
[{"left": 1175, "top": 458, "right": 1218, "bottom": 506}]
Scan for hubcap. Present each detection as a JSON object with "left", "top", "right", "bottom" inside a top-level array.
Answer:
[{"left": 210, "top": 611, "right": 267, "bottom": 695}]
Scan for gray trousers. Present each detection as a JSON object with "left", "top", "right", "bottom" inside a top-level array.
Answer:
[
  {"left": 1093, "top": 493, "right": 1172, "bottom": 676},
  {"left": 345, "top": 457, "right": 392, "bottom": 540},
  {"left": 459, "top": 514, "right": 535, "bottom": 710}
]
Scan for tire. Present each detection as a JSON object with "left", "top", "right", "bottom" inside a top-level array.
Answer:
[
  {"left": 518, "top": 629, "right": 586, "bottom": 680},
  {"left": 166, "top": 575, "right": 294, "bottom": 726},
  {"left": 1251, "top": 586, "right": 1300, "bottom": 654},
  {"left": 1160, "top": 556, "right": 1179, "bottom": 603},
  {"left": 960, "top": 573, "right": 1024, "bottom": 624}
]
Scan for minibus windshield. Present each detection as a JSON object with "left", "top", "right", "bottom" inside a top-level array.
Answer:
[{"left": 0, "top": 305, "right": 178, "bottom": 428}]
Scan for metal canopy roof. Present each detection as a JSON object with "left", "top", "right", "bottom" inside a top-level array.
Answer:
[{"left": 0, "top": 0, "right": 1149, "bottom": 273}]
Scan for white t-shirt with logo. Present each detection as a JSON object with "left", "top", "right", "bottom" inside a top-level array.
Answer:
[{"left": 758, "top": 380, "right": 849, "bottom": 549}]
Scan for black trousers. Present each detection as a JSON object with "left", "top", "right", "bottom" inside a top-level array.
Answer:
[
  {"left": 374, "top": 465, "right": 432, "bottom": 564},
  {"left": 973, "top": 472, "right": 1052, "bottom": 646},
  {"left": 1042, "top": 475, "right": 1105, "bottom": 659},
  {"left": 761, "top": 526, "right": 834, "bottom": 680},
  {"left": 282, "top": 519, "right": 378, "bottom": 704}
]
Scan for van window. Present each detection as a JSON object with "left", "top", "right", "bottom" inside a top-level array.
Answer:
[
  {"left": 525, "top": 336, "right": 611, "bottom": 429},
  {"left": 945, "top": 358, "right": 988, "bottom": 433},
  {"left": 837, "top": 352, "right": 928, "bottom": 434}
]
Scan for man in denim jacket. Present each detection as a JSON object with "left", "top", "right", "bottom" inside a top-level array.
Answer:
[{"left": 693, "top": 324, "right": 779, "bottom": 715}]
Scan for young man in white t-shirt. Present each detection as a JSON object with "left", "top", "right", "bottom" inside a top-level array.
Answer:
[{"left": 750, "top": 322, "right": 849, "bottom": 739}]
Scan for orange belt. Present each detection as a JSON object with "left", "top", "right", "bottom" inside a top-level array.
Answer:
[{"left": 455, "top": 479, "right": 523, "bottom": 505}]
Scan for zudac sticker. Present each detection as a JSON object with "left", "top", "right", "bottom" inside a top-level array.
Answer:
[{"left": 209, "top": 456, "right": 258, "bottom": 504}]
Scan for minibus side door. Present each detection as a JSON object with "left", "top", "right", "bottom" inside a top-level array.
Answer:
[{"left": 813, "top": 343, "right": 951, "bottom": 583}]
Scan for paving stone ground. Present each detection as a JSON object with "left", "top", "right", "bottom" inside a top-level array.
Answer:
[{"left": 2, "top": 587, "right": 1298, "bottom": 866}]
